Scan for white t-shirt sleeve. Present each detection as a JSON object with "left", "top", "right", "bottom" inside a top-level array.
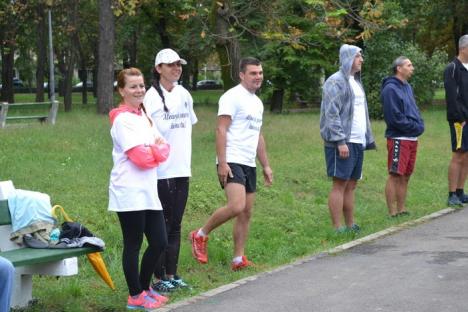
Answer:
[
  {"left": 218, "top": 93, "right": 237, "bottom": 117},
  {"left": 113, "top": 115, "right": 147, "bottom": 152},
  {"left": 143, "top": 87, "right": 163, "bottom": 119},
  {"left": 187, "top": 92, "right": 198, "bottom": 125}
]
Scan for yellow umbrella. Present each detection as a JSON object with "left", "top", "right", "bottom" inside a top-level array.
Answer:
[
  {"left": 51, "top": 205, "right": 115, "bottom": 290},
  {"left": 86, "top": 251, "right": 115, "bottom": 289}
]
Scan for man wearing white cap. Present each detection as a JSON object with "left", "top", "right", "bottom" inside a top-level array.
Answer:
[{"left": 144, "top": 48, "right": 197, "bottom": 292}]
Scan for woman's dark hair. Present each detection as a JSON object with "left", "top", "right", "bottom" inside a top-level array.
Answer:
[{"left": 152, "top": 67, "right": 169, "bottom": 112}]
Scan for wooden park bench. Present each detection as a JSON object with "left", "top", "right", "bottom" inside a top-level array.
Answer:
[
  {"left": 0, "top": 189, "right": 100, "bottom": 308},
  {"left": 0, "top": 101, "right": 59, "bottom": 128}
]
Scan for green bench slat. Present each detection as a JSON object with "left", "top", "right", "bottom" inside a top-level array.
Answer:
[
  {"left": 0, "top": 246, "right": 99, "bottom": 267},
  {"left": 6, "top": 116, "right": 48, "bottom": 120},
  {"left": 4, "top": 103, "right": 52, "bottom": 110},
  {"left": 0, "top": 200, "right": 11, "bottom": 225}
]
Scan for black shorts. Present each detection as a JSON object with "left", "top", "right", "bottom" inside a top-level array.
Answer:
[
  {"left": 449, "top": 122, "right": 468, "bottom": 152},
  {"left": 218, "top": 163, "right": 257, "bottom": 193}
]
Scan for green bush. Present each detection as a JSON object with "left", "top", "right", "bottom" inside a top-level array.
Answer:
[{"left": 363, "top": 32, "right": 446, "bottom": 119}]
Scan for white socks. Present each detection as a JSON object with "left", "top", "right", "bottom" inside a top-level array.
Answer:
[
  {"left": 197, "top": 228, "right": 207, "bottom": 237},
  {"left": 232, "top": 256, "right": 243, "bottom": 264}
]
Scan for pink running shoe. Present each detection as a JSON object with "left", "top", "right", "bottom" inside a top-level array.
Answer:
[
  {"left": 147, "top": 287, "right": 169, "bottom": 304},
  {"left": 127, "top": 290, "right": 161, "bottom": 310},
  {"left": 189, "top": 230, "right": 208, "bottom": 264}
]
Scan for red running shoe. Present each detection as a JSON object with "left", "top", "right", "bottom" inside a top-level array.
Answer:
[
  {"left": 231, "top": 256, "right": 253, "bottom": 271},
  {"left": 189, "top": 230, "right": 208, "bottom": 264}
]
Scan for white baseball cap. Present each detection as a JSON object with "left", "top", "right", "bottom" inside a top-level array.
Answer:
[{"left": 155, "top": 48, "right": 187, "bottom": 66}]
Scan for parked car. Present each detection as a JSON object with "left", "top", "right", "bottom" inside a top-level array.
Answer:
[
  {"left": 72, "top": 81, "right": 93, "bottom": 91},
  {"left": 196, "top": 79, "right": 223, "bottom": 90},
  {"left": 42, "top": 82, "right": 58, "bottom": 92},
  {"left": 0, "top": 77, "right": 24, "bottom": 90},
  {"left": 13, "top": 77, "right": 24, "bottom": 88}
]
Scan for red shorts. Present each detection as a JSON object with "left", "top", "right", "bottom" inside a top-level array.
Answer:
[{"left": 387, "top": 138, "right": 418, "bottom": 176}]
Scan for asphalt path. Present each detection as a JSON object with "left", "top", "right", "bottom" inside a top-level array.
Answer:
[{"left": 162, "top": 207, "right": 468, "bottom": 312}]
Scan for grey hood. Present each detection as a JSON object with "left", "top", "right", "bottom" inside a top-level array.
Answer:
[
  {"left": 319, "top": 44, "right": 375, "bottom": 150},
  {"left": 339, "top": 44, "right": 361, "bottom": 78}
]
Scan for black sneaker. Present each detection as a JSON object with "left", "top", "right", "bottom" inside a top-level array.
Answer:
[
  {"left": 152, "top": 278, "right": 175, "bottom": 293},
  {"left": 459, "top": 193, "right": 468, "bottom": 204},
  {"left": 170, "top": 275, "right": 189, "bottom": 289},
  {"left": 349, "top": 224, "right": 361, "bottom": 232},
  {"left": 448, "top": 194, "right": 463, "bottom": 207}
]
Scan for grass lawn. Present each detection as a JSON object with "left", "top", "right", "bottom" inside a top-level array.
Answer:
[
  {"left": 0, "top": 93, "right": 454, "bottom": 311},
  {"left": 433, "top": 89, "right": 445, "bottom": 101}
]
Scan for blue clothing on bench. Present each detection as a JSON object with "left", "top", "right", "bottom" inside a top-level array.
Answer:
[
  {"left": 0, "top": 256, "right": 14, "bottom": 312},
  {"left": 8, "top": 189, "right": 55, "bottom": 232}
]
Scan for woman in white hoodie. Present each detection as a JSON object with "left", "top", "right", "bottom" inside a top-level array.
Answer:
[{"left": 108, "top": 67, "right": 170, "bottom": 310}]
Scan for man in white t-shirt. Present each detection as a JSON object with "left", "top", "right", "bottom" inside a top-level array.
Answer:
[{"left": 190, "top": 57, "right": 273, "bottom": 270}]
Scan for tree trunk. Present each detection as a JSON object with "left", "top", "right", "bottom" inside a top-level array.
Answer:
[
  {"left": 270, "top": 89, "right": 284, "bottom": 113},
  {"left": 0, "top": 4, "right": 19, "bottom": 104},
  {"left": 56, "top": 47, "right": 75, "bottom": 112},
  {"left": 156, "top": 2, "right": 170, "bottom": 48},
  {"left": 93, "top": 46, "right": 98, "bottom": 98},
  {"left": 129, "top": 30, "right": 138, "bottom": 67},
  {"left": 141, "top": 4, "right": 171, "bottom": 48},
  {"left": 62, "top": 1, "right": 79, "bottom": 111},
  {"left": 74, "top": 25, "right": 88, "bottom": 105},
  {"left": 181, "top": 67, "right": 190, "bottom": 88},
  {"left": 157, "top": 17, "right": 170, "bottom": 48},
  {"left": 79, "top": 69, "right": 88, "bottom": 105},
  {"left": 63, "top": 51, "right": 76, "bottom": 112},
  {"left": 192, "top": 58, "right": 199, "bottom": 90},
  {"left": 0, "top": 43, "right": 15, "bottom": 103},
  {"left": 97, "top": 0, "right": 115, "bottom": 114},
  {"left": 35, "top": 4, "right": 47, "bottom": 103},
  {"left": 211, "top": 0, "right": 240, "bottom": 91},
  {"left": 130, "top": 31, "right": 137, "bottom": 67},
  {"left": 56, "top": 51, "right": 65, "bottom": 97},
  {"left": 452, "top": 0, "right": 468, "bottom": 55},
  {"left": 55, "top": 48, "right": 65, "bottom": 97}
]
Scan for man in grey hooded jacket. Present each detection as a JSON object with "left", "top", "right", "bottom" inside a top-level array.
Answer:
[{"left": 320, "top": 44, "right": 375, "bottom": 232}]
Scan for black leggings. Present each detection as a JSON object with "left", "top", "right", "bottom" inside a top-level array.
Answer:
[
  {"left": 117, "top": 210, "right": 167, "bottom": 296},
  {"left": 154, "top": 177, "right": 189, "bottom": 278}
]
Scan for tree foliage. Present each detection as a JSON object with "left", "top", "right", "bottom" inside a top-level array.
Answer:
[
  {"left": 1, "top": 0, "right": 465, "bottom": 115},
  {"left": 255, "top": 0, "right": 344, "bottom": 111},
  {"left": 363, "top": 32, "right": 446, "bottom": 119},
  {"left": 396, "top": 0, "right": 468, "bottom": 58}
]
